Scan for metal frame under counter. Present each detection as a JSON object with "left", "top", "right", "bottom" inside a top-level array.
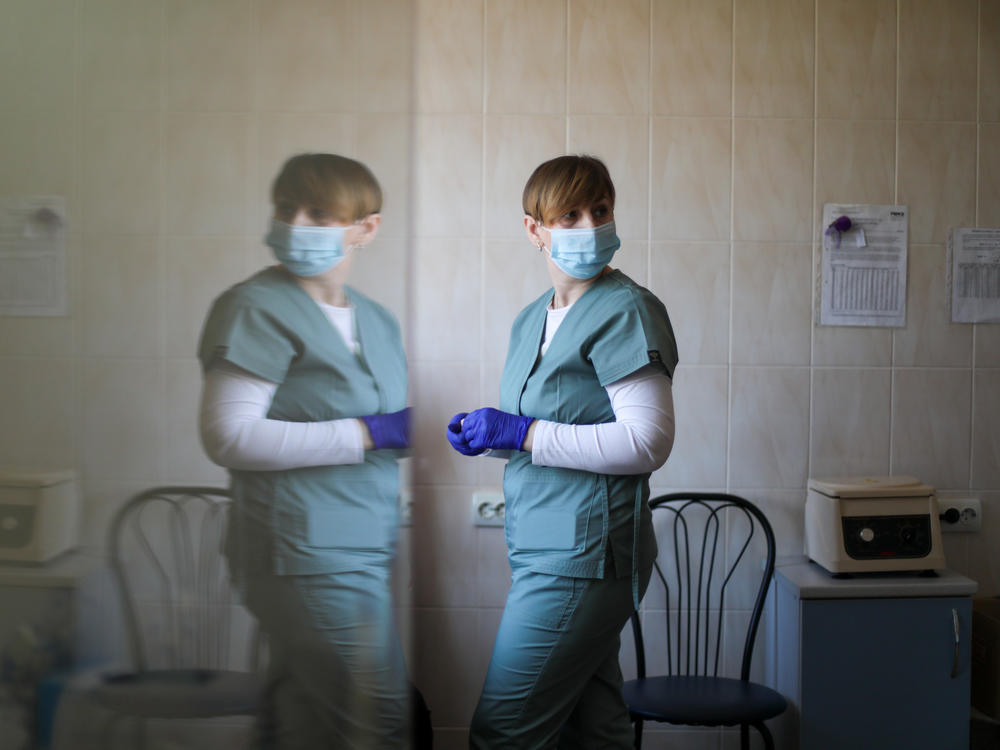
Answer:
[{"left": 766, "top": 559, "right": 978, "bottom": 750}]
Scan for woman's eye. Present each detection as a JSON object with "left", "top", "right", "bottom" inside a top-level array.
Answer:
[
  {"left": 309, "top": 208, "right": 330, "bottom": 221},
  {"left": 593, "top": 205, "right": 609, "bottom": 217}
]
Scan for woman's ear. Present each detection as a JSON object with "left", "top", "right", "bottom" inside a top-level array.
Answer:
[
  {"left": 523, "top": 214, "right": 544, "bottom": 249},
  {"left": 355, "top": 213, "right": 382, "bottom": 246}
]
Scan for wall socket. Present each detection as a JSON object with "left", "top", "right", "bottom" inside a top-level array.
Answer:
[
  {"left": 938, "top": 497, "right": 982, "bottom": 533},
  {"left": 473, "top": 491, "right": 505, "bottom": 527}
]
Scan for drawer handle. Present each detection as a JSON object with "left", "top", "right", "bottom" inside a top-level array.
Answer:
[{"left": 951, "top": 608, "right": 960, "bottom": 679}]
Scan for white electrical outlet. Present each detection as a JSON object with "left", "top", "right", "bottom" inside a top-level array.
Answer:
[
  {"left": 939, "top": 497, "right": 982, "bottom": 532},
  {"left": 473, "top": 491, "right": 505, "bottom": 527}
]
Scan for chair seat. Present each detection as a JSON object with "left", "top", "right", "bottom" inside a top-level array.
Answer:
[
  {"left": 94, "top": 669, "right": 264, "bottom": 719},
  {"left": 624, "top": 675, "right": 787, "bottom": 726}
]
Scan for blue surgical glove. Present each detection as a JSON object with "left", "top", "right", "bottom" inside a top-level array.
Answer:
[
  {"left": 360, "top": 407, "right": 410, "bottom": 450},
  {"left": 461, "top": 407, "right": 533, "bottom": 452},
  {"left": 446, "top": 412, "right": 482, "bottom": 456}
]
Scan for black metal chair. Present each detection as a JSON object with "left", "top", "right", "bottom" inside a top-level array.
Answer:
[
  {"left": 623, "top": 493, "right": 787, "bottom": 749},
  {"left": 92, "top": 486, "right": 264, "bottom": 747}
]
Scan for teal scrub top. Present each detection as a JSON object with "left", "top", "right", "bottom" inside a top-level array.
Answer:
[
  {"left": 499, "top": 269, "right": 678, "bottom": 582},
  {"left": 197, "top": 266, "right": 408, "bottom": 577}
]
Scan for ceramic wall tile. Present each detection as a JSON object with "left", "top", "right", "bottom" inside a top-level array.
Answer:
[
  {"left": 977, "top": 326, "right": 1000, "bottom": 368},
  {"left": 164, "top": 114, "right": 253, "bottom": 236},
  {"left": 415, "top": 0, "right": 483, "bottom": 114},
  {"left": 980, "top": 124, "right": 1000, "bottom": 228},
  {"left": 355, "top": 114, "right": 412, "bottom": 240},
  {"left": 892, "top": 368, "right": 972, "bottom": 489},
  {"left": 162, "top": 358, "right": 227, "bottom": 484},
  {"left": 484, "top": 116, "right": 567, "bottom": 240},
  {"left": 898, "top": 122, "right": 977, "bottom": 244},
  {"left": 414, "top": 115, "right": 483, "bottom": 237},
  {"left": 80, "top": 358, "right": 165, "bottom": 481},
  {"left": 253, "top": 0, "right": 357, "bottom": 112},
  {"left": 898, "top": 0, "right": 978, "bottom": 121},
  {"left": 649, "top": 242, "right": 730, "bottom": 365},
  {"left": 79, "top": 111, "right": 161, "bottom": 236},
  {"left": 349, "top": 235, "right": 409, "bottom": 327},
  {"left": 483, "top": 240, "right": 554, "bottom": 364},
  {"left": 734, "top": 0, "right": 814, "bottom": 118},
  {"left": 810, "top": 368, "right": 892, "bottom": 478},
  {"left": 355, "top": 0, "right": 412, "bottom": 114},
  {"left": 0, "top": 112, "right": 76, "bottom": 214},
  {"left": 413, "top": 237, "right": 480, "bottom": 362},
  {"left": 486, "top": 0, "right": 566, "bottom": 114},
  {"left": 972, "top": 370, "right": 1000, "bottom": 488},
  {"left": 164, "top": 236, "right": 250, "bottom": 358},
  {"left": 730, "top": 367, "right": 810, "bottom": 489},
  {"left": 732, "top": 243, "right": 812, "bottom": 365},
  {"left": 733, "top": 119, "right": 813, "bottom": 242},
  {"left": 0, "top": 0, "right": 75, "bottom": 110},
  {"left": 167, "top": 0, "right": 251, "bottom": 112},
  {"left": 651, "top": 0, "right": 732, "bottom": 117},
  {"left": 814, "top": 120, "right": 896, "bottom": 233},
  {"left": 650, "top": 118, "right": 731, "bottom": 241},
  {"left": 79, "top": 0, "right": 161, "bottom": 111},
  {"left": 411, "top": 486, "right": 480, "bottom": 608},
  {"left": 614, "top": 241, "right": 649, "bottom": 287},
  {"left": 411, "top": 361, "right": 480, "bottom": 487},
  {"left": 812, "top": 324, "right": 894, "bottom": 367},
  {"left": 79, "top": 235, "right": 162, "bottom": 358},
  {"left": 0, "top": 358, "right": 75, "bottom": 469},
  {"left": 568, "top": 0, "right": 649, "bottom": 115},
  {"left": 816, "top": 0, "right": 896, "bottom": 120},
  {"left": 893, "top": 244, "right": 973, "bottom": 367},
  {"left": 983, "top": 1, "right": 1000, "bottom": 122},
  {"left": 648, "top": 365, "right": 729, "bottom": 489},
  {"left": 569, "top": 116, "right": 649, "bottom": 241}
]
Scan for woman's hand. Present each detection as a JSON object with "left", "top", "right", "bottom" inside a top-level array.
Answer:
[
  {"left": 446, "top": 408, "right": 534, "bottom": 454},
  {"left": 359, "top": 408, "right": 410, "bottom": 450}
]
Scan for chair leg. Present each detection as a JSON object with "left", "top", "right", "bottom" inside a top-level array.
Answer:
[
  {"left": 740, "top": 722, "right": 749, "bottom": 749},
  {"left": 632, "top": 717, "right": 643, "bottom": 749},
  {"left": 752, "top": 720, "right": 775, "bottom": 750}
]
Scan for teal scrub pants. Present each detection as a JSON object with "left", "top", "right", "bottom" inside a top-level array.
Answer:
[
  {"left": 470, "top": 561, "right": 652, "bottom": 749},
  {"left": 244, "top": 567, "right": 409, "bottom": 749}
]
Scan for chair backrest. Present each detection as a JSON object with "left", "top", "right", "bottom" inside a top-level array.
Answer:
[
  {"left": 632, "top": 493, "right": 776, "bottom": 682},
  {"left": 107, "top": 486, "right": 256, "bottom": 673}
]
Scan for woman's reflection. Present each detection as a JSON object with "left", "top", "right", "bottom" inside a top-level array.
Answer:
[{"left": 197, "top": 153, "right": 410, "bottom": 748}]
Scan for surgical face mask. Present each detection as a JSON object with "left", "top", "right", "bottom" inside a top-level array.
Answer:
[
  {"left": 265, "top": 219, "right": 350, "bottom": 277},
  {"left": 542, "top": 221, "right": 621, "bottom": 279}
]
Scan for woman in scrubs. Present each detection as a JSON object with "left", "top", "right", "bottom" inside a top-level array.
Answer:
[
  {"left": 447, "top": 155, "right": 678, "bottom": 748},
  {"left": 198, "top": 153, "right": 410, "bottom": 748}
]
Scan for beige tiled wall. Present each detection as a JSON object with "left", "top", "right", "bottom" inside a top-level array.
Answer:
[{"left": 2, "top": 0, "right": 1000, "bottom": 747}]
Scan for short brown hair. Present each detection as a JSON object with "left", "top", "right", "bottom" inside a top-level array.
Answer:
[
  {"left": 271, "top": 153, "right": 382, "bottom": 222},
  {"left": 522, "top": 155, "right": 615, "bottom": 225}
]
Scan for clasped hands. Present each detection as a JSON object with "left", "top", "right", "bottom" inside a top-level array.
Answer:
[{"left": 446, "top": 408, "right": 534, "bottom": 456}]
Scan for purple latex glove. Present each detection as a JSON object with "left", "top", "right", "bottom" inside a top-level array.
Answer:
[
  {"left": 446, "top": 412, "right": 482, "bottom": 456},
  {"left": 461, "top": 407, "right": 533, "bottom": 452},
  {"left": 360, "top": 407, "right": 410, "bottom": 450}
]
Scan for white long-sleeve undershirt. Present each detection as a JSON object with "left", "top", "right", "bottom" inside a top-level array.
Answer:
[
  {"left": 531, "top": 365, "right": 674, "bottom": 475},
  {"left": 199, "top": 361, "right": 365, "bottom": 471}
]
